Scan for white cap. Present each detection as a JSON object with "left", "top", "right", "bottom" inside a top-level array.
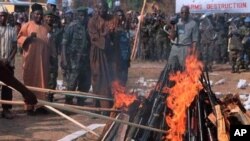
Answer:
[
  {"left": 87, "top": 7, "right": 94, "bottom": 15},
  {"left": 47, "top": 0, "right": 57, "bottom": 6},
  {"left": 0, "top": 5, "right": 8, "bottom": 13},
  {"left": 115, "top": 1, "right": 121, "bottom": 7}
]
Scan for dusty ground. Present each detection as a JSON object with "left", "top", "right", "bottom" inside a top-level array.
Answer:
[{"left": 1, "top": 55, "right": 250, "bottom": 140}]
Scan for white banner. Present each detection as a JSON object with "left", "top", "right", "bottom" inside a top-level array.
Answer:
[{"left": 176, "top": 0, "right": 250, "bottom": 13}]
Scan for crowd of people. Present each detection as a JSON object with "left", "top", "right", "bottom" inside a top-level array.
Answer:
[
  {"left": 139, "top": 7, "right": 250, "bottom": 73},
  {"left": 0, "top": 0, "right": 132, "bottom": 119},
  {"left": 0, "top": 0, "right": 250, "bottom": 120}
]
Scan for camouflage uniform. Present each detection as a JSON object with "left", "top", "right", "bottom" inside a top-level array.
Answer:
[
  {"left": 228, "top": 24, "right": 243, "bottom": 73},
  {"left": 62, "top": 20, "right": 91, "bottom": 105},
  {"left": 147, "top": 19, "right": 157, "bottom": 61},
  {"left": 240, "top": 24, "right": 250, "bottom": 69},
  {"left": 214, "top": 19, "right": 228, "bottom": 64},
  {"left": 199, "top": 17, "right": 216, "bottom": 71},
  {"left": 140, "top": 19, "right": 150, "bottom": 60},
  {"left": 48, "top": 23, "right": 63, "bottom": 91},
  {"left": 155, "top": 25, "right": 170, "bottom": 61}
]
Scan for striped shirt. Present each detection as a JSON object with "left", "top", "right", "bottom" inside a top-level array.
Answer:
[{"left": 0, "top": 25, "right": 17, "bottom": 67}]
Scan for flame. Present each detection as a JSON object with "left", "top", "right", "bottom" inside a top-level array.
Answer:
[
  {"left": 112, "top": 81, "right": 136, "bottom": 109},
  {"left": 165, "top": 53, "right": 203, "bottom": 141}
]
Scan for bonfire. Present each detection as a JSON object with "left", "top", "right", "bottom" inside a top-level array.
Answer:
[{"left": 100, "top": 50, "right": 250, "bottom": 141}]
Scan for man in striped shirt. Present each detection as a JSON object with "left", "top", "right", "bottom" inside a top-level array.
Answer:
[{"left": 0, "top": 5, "right": 17, "bottom": 119}]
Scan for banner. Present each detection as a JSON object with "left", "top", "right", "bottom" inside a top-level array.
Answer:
[{"left": 176, "top": 0, "right": 250, "bottom": 13}]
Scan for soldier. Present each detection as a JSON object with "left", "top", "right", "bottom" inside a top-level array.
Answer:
[
  {"left": 61, "top": 9, "right": 73, "bottom": 89},
  {"left": 199, "top": 13, "right": 217, "bottom": 71},
  {"left": 47, "top": 0, "right": 57, "bottom": 13},
  {"left": 44, "top": 11, "right": 62, "bottom": 101},
  {"left": 242, "top": 17, "right": 250, "bottom": 70},
  {"left": 61, "top": 7, "right": 91, "bottom": 105},
  {"left": 147, "top": 14, "right": 157, "bottom": 61},
  {"left": 155, "top": 14, "right": 170, "bottom": 62},
  {"left": 228, "top": 18, "right": 243, "bottom": 73},
  {"left": 214, "top": 16, "right": 228, "bottom": 64},
  {"left": 140, "top": 15, "right": 150, "bottom": 60}
]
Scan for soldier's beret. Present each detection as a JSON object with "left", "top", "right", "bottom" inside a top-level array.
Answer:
[{"left": 76, "top": 6, "right": 87, "bottom": 13}]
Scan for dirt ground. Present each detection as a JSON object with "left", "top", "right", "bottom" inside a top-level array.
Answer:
[{"left": 1, "top": 55, "right": 250, "bottom": 140}]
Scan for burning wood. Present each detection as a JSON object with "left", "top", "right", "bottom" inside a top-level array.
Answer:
[
  {"left": 112, "top": 81, "right": 137, "bottom": 110},
  {"left": 166, "top": 55, "right": 203, "bottom": 141},
  {"left": 100, "top": 53, "right": 250, "bottom": 141}
]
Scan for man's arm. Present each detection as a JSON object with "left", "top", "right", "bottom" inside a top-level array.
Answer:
[
  {"left": 7, "top": 41, "right": 17, "bottom": 63},
  {"left": 192, "top": 21, "right": 199, "bottom": 49}
]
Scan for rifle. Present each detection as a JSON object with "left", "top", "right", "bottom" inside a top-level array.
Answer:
[{"left": 137, "top": 64, "right": 171, "bottom": 141}]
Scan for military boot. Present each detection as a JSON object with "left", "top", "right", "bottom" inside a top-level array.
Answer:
[
  {"left": 245, "top": 64, "right": 249, "bottom": 70},
  {"left": 231, "top": 65, "right": 236, "bottom": 73},
  {"left": 235, "top": 65, "right": 240, "bottom": 73}
]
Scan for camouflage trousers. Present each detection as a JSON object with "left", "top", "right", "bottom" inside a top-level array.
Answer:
[
  {"left": 201, "top": 43, "right": 214, "bottom": 71},
  {"left": 229, "top": 50, "right": 241, "bottom": 72},
  {"left": 48, "top": 57, "right": 59, "bottom": 102},
  {"left": 155, "top": 38, "right": 171, "bottom": 61},
  {"left": 65, "top": 61, "right": 91, "bottom": 106}
]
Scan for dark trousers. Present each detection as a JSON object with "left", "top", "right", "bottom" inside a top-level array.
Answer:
[
  {"left": 66, "top": 66, "right": 91, "bottom": 105},
  {"left": 1, "top": 65, "right": 14, "bottom": 110}
]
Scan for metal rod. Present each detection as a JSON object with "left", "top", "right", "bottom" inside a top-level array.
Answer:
[
  {"left": 197, "top": 95, "right": 204, "bottom": 141},
  {"left": 187, "top": 107, "right": 192, "bottom": 141}
]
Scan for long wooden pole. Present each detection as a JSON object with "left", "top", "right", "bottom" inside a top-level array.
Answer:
[
  {"left": 38, "top": 100, "right": 167, "bottom": 134},
  {"left": 44, "top": 105, "right": 100, "bottom": 137},
  {"left": 0, "top": 98, "right": 166, "bottom": 133},
  {"left": 0, "top": 99, "right": 120, "bottom": 112},
  {"left": 0, "top": 80, "right": 166, "bottom": 134},
  {"left": 130, "top": 0, "right": 147, "bottom": 60},
  {"left": 0, "top": 82, "right": 113, "bottom": 101}
]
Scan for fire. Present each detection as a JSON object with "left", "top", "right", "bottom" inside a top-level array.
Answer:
[
  {"left": 112, "top": 81, "right": 136, "bottom": 109},
  {"left": 165, "top": 54, "right": 203, "bottom": 141}
]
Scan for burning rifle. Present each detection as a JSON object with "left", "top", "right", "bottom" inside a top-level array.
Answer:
[{"left": 125, "top": 64, "right": 172, "bottom": 141}]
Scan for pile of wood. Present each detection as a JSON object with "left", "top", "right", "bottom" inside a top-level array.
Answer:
[{"left": 100, "top": 68, "right": 250, "bottom": 141}]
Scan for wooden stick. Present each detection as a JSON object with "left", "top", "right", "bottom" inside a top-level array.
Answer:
[
  {"left": 0, "top": 99, "right": 120, "bottom": 112},
  {"left": 130, "top": 0, "right": 147, "bottom": 60},
  {"left": 0, "top": 83, "right": 166, "bottom": 134},
  {"left": 0, "top": 82, "right": 113, "bottom": 101},
  {"left": 44, "top": 105, "right": 100, "bottom": 137},
  {"left": 215, "top": 105, "right": 229, "bottom": 141},
  {"left": 38, "top": 100, "right": 167, "bottom": 134},
  {"left": 56, "top": 103, "right": 121, "bottom": 112},
  {"left": 0, "top": 99, "right": 25, "bottom": 105}
]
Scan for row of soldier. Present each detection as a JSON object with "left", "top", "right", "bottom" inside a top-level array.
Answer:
[
  {"left": 139, "top": 10, "right": 250, "bottom": 73},
  {"left": 198, "top": 13, "right": 250, "bottom": 73}
]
